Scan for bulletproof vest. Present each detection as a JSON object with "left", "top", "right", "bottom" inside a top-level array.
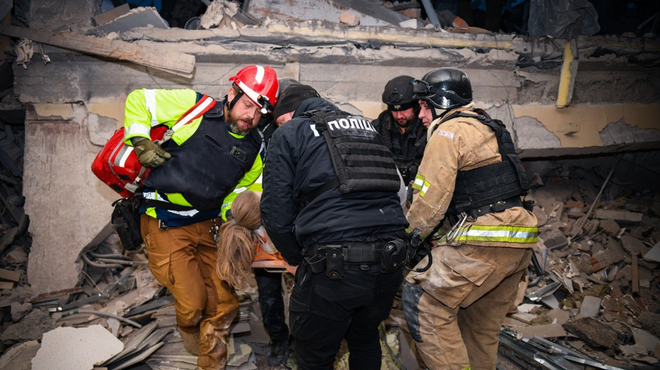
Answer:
[
  {"left": 444, "top": 110, "right": 529, "bottom": 216},
  {"left": 305, "top": 110, "right": 401, "bottom": 196},
  {"left": 145, "top": 112, "right": 261, "bottom": 212}
]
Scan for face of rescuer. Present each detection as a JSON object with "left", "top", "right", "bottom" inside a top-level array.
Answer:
[
  {"left": 418, "top": 100, "right": 435, "bottom": 128},
  {"left": 391, "top": 107, "right": 417, "bottom": 128},
  {"left": 226, "top": 87, "right": 262, "bottom": 135}
]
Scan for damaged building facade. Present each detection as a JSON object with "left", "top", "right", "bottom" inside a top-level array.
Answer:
[{"left": 1, "top": 0, "right": 660, "bottom": 369}]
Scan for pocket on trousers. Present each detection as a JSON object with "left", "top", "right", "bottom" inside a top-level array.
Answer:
[
  {"left": 144, "top": 235, "right": 175, "bottom": 287},
  {"left": 421, "top": 246, "right": 495, "bottom": 309}
]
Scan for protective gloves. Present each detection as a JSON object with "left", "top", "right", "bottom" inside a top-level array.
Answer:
[{"left": 132, "top": 137, "right": 171, "bottom": 167}]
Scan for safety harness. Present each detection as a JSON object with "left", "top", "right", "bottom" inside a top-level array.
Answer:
[{"left": 438, "top": 109, "right": 530, "bottom": 220}]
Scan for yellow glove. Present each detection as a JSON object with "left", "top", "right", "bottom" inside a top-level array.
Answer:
[{"left": 132, "top": 138, "right": 171, "bottom": 167}]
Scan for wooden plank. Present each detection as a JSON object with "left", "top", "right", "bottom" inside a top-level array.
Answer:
[
  {"left": 0, "top": 281, "right": 14, "bottom": 290},
  {"left": 0, "top": 25, "right": 194, "bottom": 78},
  {"left": 0, "top": 268, "right": 20, "bottom": 282}
]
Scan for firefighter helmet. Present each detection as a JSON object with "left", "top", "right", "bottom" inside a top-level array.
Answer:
[
  {"left": 229, "top": 65, "right": 279, "bottom": 114},
  {"left": 412, "top": 68, "right": 472, "bottom": 110}
]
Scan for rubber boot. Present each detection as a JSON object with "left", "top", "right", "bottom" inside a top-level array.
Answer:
[
  {"left": 267, "top": 339, "right": 290, "bottom": 367},
  {"left": 198, "top": 322, "right": 229, "bottom": 370},
  {"left": 178, "top": 326, "right": 200, "bottom": 356}
]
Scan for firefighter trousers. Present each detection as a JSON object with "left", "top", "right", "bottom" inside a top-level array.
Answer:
[
  {"left": 141, "top": 215, "right": 239, "bottom": 370},
  {"left": 403, "top": 245, "right": 532, "bottom": 370}
]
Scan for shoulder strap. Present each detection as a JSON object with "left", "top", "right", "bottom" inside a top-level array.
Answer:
[
  {"left": 159, "top": 95, "right": 216, "bottom": 144},
  {"left": 171, "top": 95, "right": 217, "bottom": 132}
]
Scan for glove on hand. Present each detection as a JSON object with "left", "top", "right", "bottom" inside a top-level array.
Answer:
[{"left": 132, "top": 138, "right": 171, "bottom": 167}]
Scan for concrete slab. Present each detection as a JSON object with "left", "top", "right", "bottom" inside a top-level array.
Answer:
[
  {"left": 31, "top": 325, "right": 124, "bottom": 370},
  {"left": 24, "top": 108, "right": 116, "bottom": 294}
]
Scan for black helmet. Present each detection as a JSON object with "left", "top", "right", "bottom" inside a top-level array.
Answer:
[
  {"left": 412, "top": 68, "right": 472, "bottom": 110},
  {"left": 382, "top": 75, "right": 417, "bottom": 111},
  {"left": 278, "top": 78, "right": 301, "bottom": 93}
]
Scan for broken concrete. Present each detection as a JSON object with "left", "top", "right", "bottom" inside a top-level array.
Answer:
[
  {"left": 563, "top": 317, "right": 619, "bottom": 350},
  {"left": 0, "top": 309, "right": 55, "bottom": 345}
]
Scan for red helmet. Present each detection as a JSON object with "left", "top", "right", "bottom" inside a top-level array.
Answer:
[{"left": 229, "top": 65, "right": 279, "bottom": 114}]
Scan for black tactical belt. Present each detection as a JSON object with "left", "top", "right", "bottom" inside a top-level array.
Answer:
[
  {"left": 304, "top": 242, "right": 387, "bottom": 263},
  {"left": 462, "top": 196, "right": 522, "bottom": 220}
]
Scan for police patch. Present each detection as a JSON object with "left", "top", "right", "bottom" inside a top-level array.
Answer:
[{"left": 436, "top": 129, "right": 455, "bottom": 140}]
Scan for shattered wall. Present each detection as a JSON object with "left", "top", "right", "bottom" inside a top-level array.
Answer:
[{"left": 9, "top": 1, "right": 660, "bottom": 293}]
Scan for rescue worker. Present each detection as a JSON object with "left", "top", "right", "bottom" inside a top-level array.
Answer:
[
  {"left": 372, "top": 75, "right": 427, "bottom": 186},
  {"left": 261, "top": 85, "right": 409, "bottom": 370},
  {"left": 402, "top": 67, "right": 538, "bottom": 370},
  {"left": 123, "top": 65, "right": 279, "bottom": 370}
]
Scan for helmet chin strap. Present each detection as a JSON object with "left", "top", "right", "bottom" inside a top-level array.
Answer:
[{"left": 226, "top": 89, "right": 244, "bottom": 112}]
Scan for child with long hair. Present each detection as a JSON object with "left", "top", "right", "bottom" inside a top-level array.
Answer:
[
  {"left": 216, "top": 190, "right": 265, "bottom": 288},
  {"left": 215, "top": 190, "right": 292, "bottom": 366}
]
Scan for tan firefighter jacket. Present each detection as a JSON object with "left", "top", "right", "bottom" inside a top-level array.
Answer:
[{"left": 407, "top": 105, "right": 538, "bottom": 248}]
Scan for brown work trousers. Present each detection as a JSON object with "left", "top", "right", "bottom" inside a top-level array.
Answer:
[
  {"left": 405, "top": 245, "right": 532, "bottom": 370},
  {"left": 141, "top": 215, "right": 239, "bottom": 370}
]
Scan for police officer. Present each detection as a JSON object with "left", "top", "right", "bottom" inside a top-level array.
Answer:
[
  {"left": 261, "top": 85, "right": 409, "bottom": 370},
  {"left": 124, "top": 65, "right": 279, "bottom": 370},
  {"left": 372, "top": 75, "right": 427, "bottom": 186},
  {"left": 402, "top": 68, "right": 538, "bottom": 370}
]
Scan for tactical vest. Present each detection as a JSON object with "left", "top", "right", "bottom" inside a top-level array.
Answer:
[
  {"left": 305, "top": 110, "right": 401, "bottom": 197},
  {"left": 144, "top": 112, "right": 261, "bottom": 212},
  {"left": 442, "top": 110, "right": 529, "bottom": 217}
]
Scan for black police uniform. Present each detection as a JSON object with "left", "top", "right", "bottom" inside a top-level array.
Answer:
[
  {"left": 372, "top": 110, "right": 427, "bottom": 184},
  {"left": 261, "top": 97, "right": 408, "bottom": 370}
]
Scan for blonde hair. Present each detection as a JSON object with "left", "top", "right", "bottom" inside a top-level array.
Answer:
[{"left": 216, "top": 191, "right": 262, "bottom": 288}]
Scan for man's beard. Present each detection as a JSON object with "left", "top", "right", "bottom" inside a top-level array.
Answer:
[
  {"left": 226, "top": 109, "right": 254, "bottom": 135},
  {"left": 394, "top": 114, "right": 415, "bottom": 128}
]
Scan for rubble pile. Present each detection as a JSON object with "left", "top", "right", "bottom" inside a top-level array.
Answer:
[
  {"left": 502, "top": 160, "right": 660, "bottom": 369},
  {"left": 0, "top": 237, "right": 267, "bottom": 370}
]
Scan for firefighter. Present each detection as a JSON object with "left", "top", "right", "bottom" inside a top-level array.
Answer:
[
  {"left": 123, "top": 65, "right": 279, "bottom": 370},
  {"left": 372, "top": 75, "right": 427, "bottom": 187},
  {"left": 402, "top": 67, "right": 538, "bottom": 370},
  {"left": 261, "top": 85, "right": 409, "bottom": 370}
]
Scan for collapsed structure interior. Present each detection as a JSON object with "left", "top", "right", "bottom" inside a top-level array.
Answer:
[{"left": 0, "top": 0, "right": 659, "bottom": 369}]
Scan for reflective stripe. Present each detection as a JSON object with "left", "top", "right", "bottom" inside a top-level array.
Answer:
[
  {"left": 412, "top": 174, "right": 425, "bottom": 190},
  {"left": 237, "top": 80, "right": 264, "bottom": 108},
  {"left": 254, "top": 65, "right": 264, "bottom": 83},
  {"left": 125, "top": 123, "right": 151, "bottom": 138},
  {"left": 118, "top": 146, "right": 134, "bottom": 167},
  {"left": 420, "top": 180, "right": 430, "bottom": 197},
  {"left": 454, "top": 225, "right": 538, "bottom": 244},
  {"left": 171, "top": 96, "right": 215, "bottom": 132},
  {"left": 143, "top": 191, "right": 199, "bottom": 217},
  {"left": 144, "top": 89, "right": 159, "bottom": 126}
]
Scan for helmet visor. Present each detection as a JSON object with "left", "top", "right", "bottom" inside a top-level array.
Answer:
[{"left": 411, "top": 79, "right": 432, "bottom": 99}]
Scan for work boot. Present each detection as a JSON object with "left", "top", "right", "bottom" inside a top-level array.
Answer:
[
  {"left": 267, "top": 339, "right": 290, "bottom": 367},
  {"left": 198, "top": 325, "right": 229, "bottom": 370},
  {"left": 178, "top": 326, "right": 200, "bottom": 356}
]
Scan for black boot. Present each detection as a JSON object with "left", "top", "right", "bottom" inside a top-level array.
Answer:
[{"left": 267, "top": 339, "right": 290, "bottom": 366}]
